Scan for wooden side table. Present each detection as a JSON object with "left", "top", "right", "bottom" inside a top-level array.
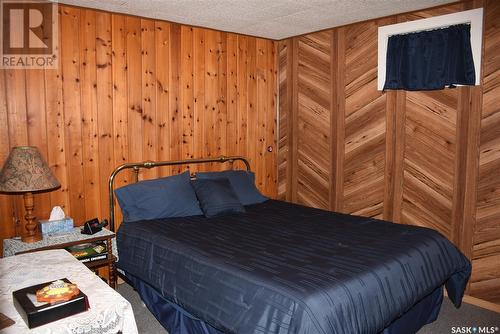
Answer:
[{"left": 2, "top": 228, "right": 117, "bottom": 289}]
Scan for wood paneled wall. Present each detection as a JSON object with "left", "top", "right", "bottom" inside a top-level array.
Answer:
[
  {"left": 278, "top": 0, "right": 500, "bottom": 305},
  {"left": 473, "top": 0, "right": 500, "bottom": 303},
  {"left": 0, "top": 5, "right": 277, "bottom": 244}
]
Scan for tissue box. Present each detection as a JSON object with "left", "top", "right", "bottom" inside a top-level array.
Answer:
[{"left": 39, "top": 218, "right": 74, "bottom": 236}]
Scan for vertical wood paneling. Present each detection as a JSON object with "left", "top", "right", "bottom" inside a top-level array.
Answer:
[
  {"left": 169, "top": 24, "right": 182, "bottom": 174},
  {"left": 61, "top": 7, "right": 86, "bottom": 224},
  {"left": 26, "top": 69, "right": 51, "bottom": 220},
  {"left": 111, "top": 14, "right": 129, "bottom": 192},
  {"left": 226, "top": 34, "right": 238, "bottom": 158},
  {"left": 247, "top": 38, "right": 258, "bottom": 174},
  {"left": 141, "top": 19, "right": 157, "bottom": 179},
  {"left": 155, "top": 21, "right": 170, "bottom": 175},
  {"left": 80, "top": 9, "right": 100, "bottom": 219},
  {"left": 192, "top": 28, "right": 205, "bottom": 174},
  {"left": 126, "top": 17, "right": 143, "bottom": 173},
  {"left": 205, "top": 30, "right": 218, "bottom": 167},
  {"left": 44, "top": 15, "right": 70, "bottom": 218},
  {"left": 237, "top": 36, "right": 248, "bottom": 165},
  {"left": 383, "top": 91, "right": 406, "bottom": 223},
  {"left": 181, "top": 26, "right": 194, "bottom": 160},
  {"left": 217, "top": 32, "right": 228, "bottom": 170},
  {"left": 5, "top": 69, "right": 29, "bottom": 237},
  {"left": 0, "top": 71, "right": 15, "bottom": 241},
  {"left": 452, "top": 86, "right": 482, "bottom": 258},
  {"left": 0, "top": 5, "right": 277, "bottom": 247},
  {"left": 330, "top": 28, "right": 345, "bottom": 212},
  {"left": 256, "top": 38, "right": 267, "bottom": 189},
  {"left": 96, "top": 12, "right": 114, "bottom": 220},
  {"left": 6, "top": 70, "right": 28, "bottom": 148}
]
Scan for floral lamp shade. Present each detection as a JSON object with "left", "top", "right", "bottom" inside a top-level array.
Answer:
[{"left": 0, "top": 146, "right": 60, "bottom": 193}]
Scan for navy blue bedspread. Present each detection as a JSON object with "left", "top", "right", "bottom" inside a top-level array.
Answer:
[{"left": 117, "top": 200, "right": 471, "bottom": 334}]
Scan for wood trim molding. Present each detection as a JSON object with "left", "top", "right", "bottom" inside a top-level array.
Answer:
[
  {"left": 452, "top": 87, "right": 482, "bottom": 262},
  {"left": 329, "top": 27, "right": 345, "bottom": 212},
  {"left": 289, "top": 38, "right": 299, "bottom": 203},
  {"left": 462, "top": 294, "right": 500, "bottom": 314},
  {"left": 444, "top": 292, "right": 500, "bottom": 314},
  {"left": 383, "top": 90, "right": 406, "bottom": 222}
]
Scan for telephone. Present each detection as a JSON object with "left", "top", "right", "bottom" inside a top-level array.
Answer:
[{"left": 81, "top": 218, "right": 108, "bottom": 235}]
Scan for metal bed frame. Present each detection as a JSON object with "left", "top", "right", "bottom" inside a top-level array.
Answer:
[{"left": 108, "top": 155, "right": 251, "bottom": 232}]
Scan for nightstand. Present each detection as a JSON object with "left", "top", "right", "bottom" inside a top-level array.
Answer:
[{"left": 3, "top": 228, "right": 117, "bottom": 289}]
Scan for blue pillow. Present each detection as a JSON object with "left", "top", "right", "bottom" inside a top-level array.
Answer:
[
  {"left": 191, "top": 178, "right": 245, "bottom": 218},
  {"left": 195, "top": 170, "right": 267, "bottom": 205},
  {"left": 115, "top": 171, "right": 202, "bottom": 222}
]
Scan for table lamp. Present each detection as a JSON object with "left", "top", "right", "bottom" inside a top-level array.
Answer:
[{"left": 0, "top": 146, "right": 60, "bottom": 243}]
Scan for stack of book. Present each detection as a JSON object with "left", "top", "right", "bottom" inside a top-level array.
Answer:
[{"left": 65, "top": 242, "right": 108, "bottom": 263}]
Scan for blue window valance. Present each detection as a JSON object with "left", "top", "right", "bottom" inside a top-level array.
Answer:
[{"left": 383, "top": 24, "right": 475, "bottom": 91}]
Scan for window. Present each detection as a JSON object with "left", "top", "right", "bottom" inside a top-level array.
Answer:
[{"left": 377, "top": 8, "right": 483, "bottom": 91}]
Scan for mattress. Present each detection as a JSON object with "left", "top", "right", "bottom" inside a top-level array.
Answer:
[{"left": 116, "top": 200, "right": 471, "bottom": 334}]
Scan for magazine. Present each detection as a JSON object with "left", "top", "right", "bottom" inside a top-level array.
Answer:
[{"left": 65, "top": 241, "right": 108, "bottom": 262}]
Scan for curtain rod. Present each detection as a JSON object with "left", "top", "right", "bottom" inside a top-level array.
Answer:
[{"left": 387, "top": 22, "right": 471, "bottom": 37}]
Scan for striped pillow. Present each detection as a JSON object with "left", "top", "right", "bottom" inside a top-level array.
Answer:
[{"left": 191, "top": 178, "right": 245, "bottom": 218}]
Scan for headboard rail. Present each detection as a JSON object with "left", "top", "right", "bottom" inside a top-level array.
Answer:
[{"left": 108, "top": 155, "right": 251, "bottom": 231}]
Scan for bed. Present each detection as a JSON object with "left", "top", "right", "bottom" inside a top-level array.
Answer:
[{"left": 109, "top": 156, "right": 471, "bottom": 334}]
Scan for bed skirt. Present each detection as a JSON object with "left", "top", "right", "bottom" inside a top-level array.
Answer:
[{"left": 125, "top": 273, "right": 443, "bottom": 334}]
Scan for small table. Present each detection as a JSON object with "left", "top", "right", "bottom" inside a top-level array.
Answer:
[
  {"left": 0, "top": 249, "right": 137, "bottom": 333},
  {"left": 3, "top": 228, "right": 118, "bottom": 288}
]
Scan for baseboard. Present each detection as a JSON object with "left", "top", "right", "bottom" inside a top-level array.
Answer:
[
  {"left": 444, "top": 290, "right": 500, "bottom": 314},
  {"left": 461, "top": 294, "right": 500, "bottom": 314}
]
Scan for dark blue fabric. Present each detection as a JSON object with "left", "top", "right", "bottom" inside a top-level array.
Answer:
[
  {"left": 126, "top": 272, "right": 443, "bottom": 334},
  {"left": 382, "top": 287, "right": 443, "bottom": 334},
  {"left": 114, "top": 170, "right": 202, "bottom": 222},
  {"left": 117, "top": 200, "right": 471, "bottom": 334},
  {"left": 196, "top": 170, "right": 268, "bottom": 205},
  {"left": 384, "top": 24, "right": 475, "bottom": 90},
  {"left": 191, "top": 178, "right": 245, "bottom": 217},
  {"left": 127, "top": 273, "right": 223, "bottom": 334}
]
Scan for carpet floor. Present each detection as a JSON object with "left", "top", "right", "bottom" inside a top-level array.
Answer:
[{"left": 116, "top": 283, "right": 500, "bottom": 334}]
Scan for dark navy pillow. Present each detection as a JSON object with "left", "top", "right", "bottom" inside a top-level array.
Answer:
[
  {"left": 196, "top": 170, "right": 267, "bottom": 205},
  {"left": 115, "top": 171, "right": 202, "bottom": 222},
  {"left": 191, "top": 178, "right": 245, "bottom": 218}
]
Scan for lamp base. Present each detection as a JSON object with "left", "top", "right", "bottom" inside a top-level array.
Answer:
[
  {"left": 21, "top": 233, "right": 42, "bottom": 243},
  {"left": 21, "top": 192, "right": 42, "bottom": 243}
]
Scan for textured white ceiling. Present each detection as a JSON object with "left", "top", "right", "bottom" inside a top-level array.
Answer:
[{"left": 55, "top": 0, "right": 458, "bottom": 40}]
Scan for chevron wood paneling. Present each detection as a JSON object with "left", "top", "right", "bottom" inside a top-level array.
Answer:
[
  {"left": 471, "top": 0, "right": 500, "bottom": 304},
  {"left": 278, "top": 0, "right": 500, "bottom": 305},
  {"left": 343, "top": 20, "right": 390, "bottom": 218},
  {"left": 401, "top": 90, "right": 457, "bottom": 238},
  {"left": 296, "top": 32, "right": 332, "bottom": 209}
]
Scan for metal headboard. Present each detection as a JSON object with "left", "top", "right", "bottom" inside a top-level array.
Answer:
[{"left": 108, "top": 155, "right": 251, "bottom": 232}]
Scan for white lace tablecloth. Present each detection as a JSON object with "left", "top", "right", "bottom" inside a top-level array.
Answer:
[
  {"left": 0, "top": 249, "right": 137, "bottom": 334},
  {"left": 2, "top": 228, "right": 118, "bottom": 259}
]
